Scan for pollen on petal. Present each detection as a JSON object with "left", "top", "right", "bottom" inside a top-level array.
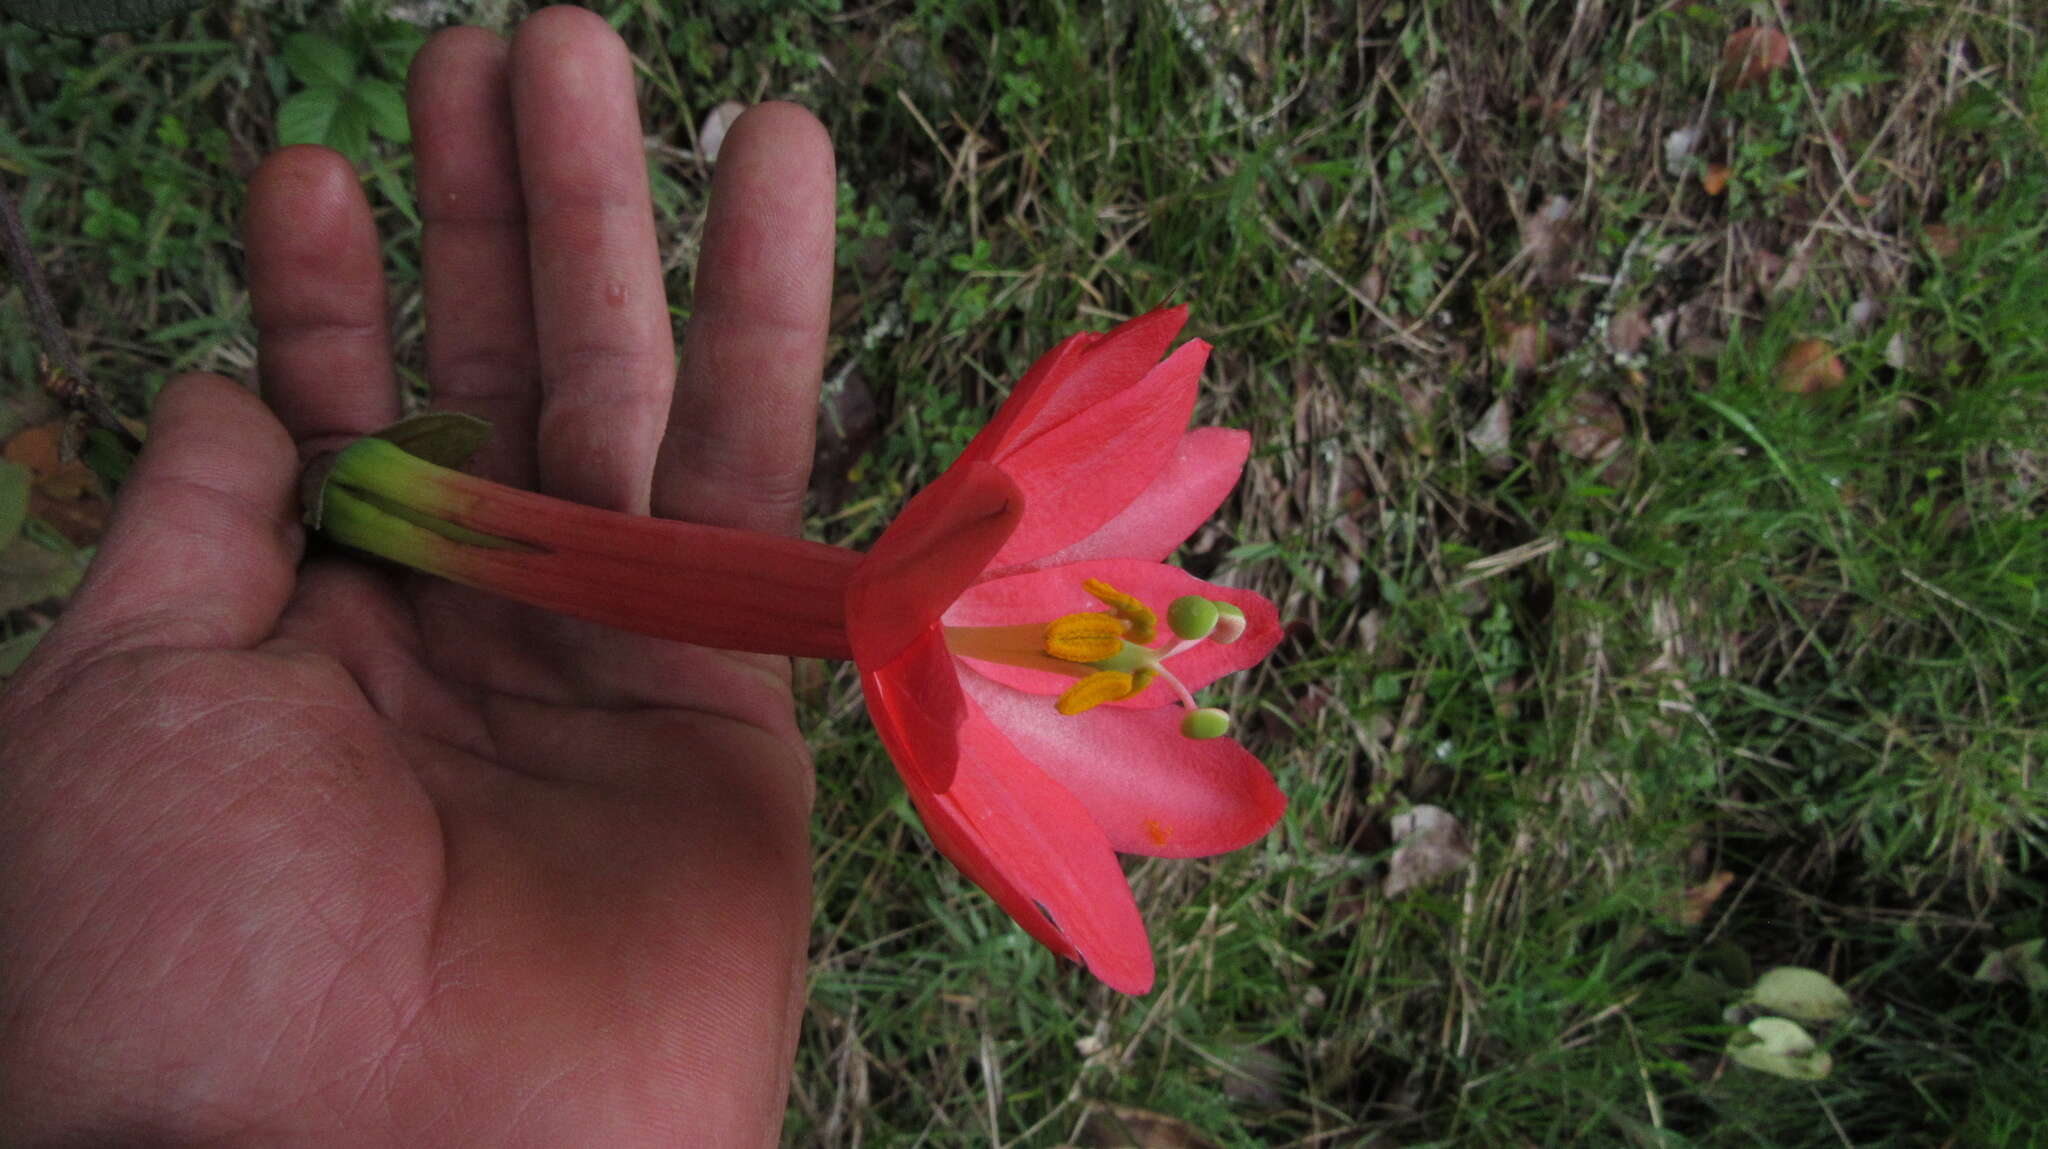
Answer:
[
  {"left": 1043, "top": 612, "right": 1126, "bottom": 662},
  {"left": 1142, "top": 819, "right": 1174, "bottom": 847},
  {"left": 1083, "top": 578, "right": 1158, "bottom": 644},
  {"left": 1056, "top": 670, "right": 1137, "bottom": 715}
]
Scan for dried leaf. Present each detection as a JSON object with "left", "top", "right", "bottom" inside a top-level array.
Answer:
[
  {"left": 1777, "top": 339, "right": 1846, "bottom": 394},
  {"left": 1607, "top": 305, "right": 1655, "bottom": 359},
  {"left": 2, "top": 422, "right": 110, "bottom": 547},
  {"left": 1074, "top": 1104, "right": 1224, "bottom": 1149},
  {"left": 1922, "top": 223, "right": 1960, "bottom": 261},
  {"left": 1384, "top": 804, "right": 1472, "bottom": 897},
  {"left": 1679, "top": 870, "right": 1736, "bottom": 926},
  {"left": 1466, "top": 398, "right": 1512, "bottom": 462},
  {"left": 1721, "top": 27, "right": 1790, "bottom": 90},
  {"left": 1701, "top": 163, "right": 1731, "bottom": 196},
  {"left": 1749, "top": 966, "right": 1851, "bottom": 1022},
  {"left": 1497, "top": 321, "right": 1549, "bottom": 374},
  {"left": 1553, "top": 391, "right": 1625, "bottom": 462}
]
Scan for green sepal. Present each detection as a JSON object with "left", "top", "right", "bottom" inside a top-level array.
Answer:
[
  {"left": 300, "top": 413, "right": 494, "bottom": 530},
  {"left": 371, "top": 412, "right": 494, "bottom": 469}
]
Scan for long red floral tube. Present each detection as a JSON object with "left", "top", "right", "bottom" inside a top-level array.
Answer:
[{"left": 309, "top": 306, "right": 1284, "bottom": 994}]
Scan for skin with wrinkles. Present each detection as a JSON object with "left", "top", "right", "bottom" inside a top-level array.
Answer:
[{"left": 0, "top": 9, "right": 831, "bottom": 1145}]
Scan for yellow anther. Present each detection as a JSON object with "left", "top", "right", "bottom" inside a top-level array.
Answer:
[
  {"left": 1083, "top": 578, "right": 1157, "bottom": 644},
  {"left": 1055, "top": 671, "right": 1138, "bottom": 716},
  {"left": 1043, "top": 612, "right": 1126, "bottom": 662}
]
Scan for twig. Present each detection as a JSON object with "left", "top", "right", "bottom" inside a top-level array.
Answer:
[{"left": 0, "top": 179, "right": 142, "bottom": 454}]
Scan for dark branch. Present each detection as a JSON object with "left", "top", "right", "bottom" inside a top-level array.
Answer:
[{"left": 0, "top": 178, "right": 142, "bottom": 454}]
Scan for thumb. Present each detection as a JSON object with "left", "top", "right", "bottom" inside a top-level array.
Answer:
[{"left": 53, "top": 374, "right": 304, "bottom": 656}]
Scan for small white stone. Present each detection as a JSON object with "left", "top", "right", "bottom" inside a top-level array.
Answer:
[{"left": 698, "top": 101, "right": 748, "bottom": 164}]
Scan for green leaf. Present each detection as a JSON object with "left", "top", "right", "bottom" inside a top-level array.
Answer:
[
  {"left": 0, "top": 537, "right": 84, "bottom": 614},
  {"left": 0, "top": 624, "right": 49, "bottom": 677},
  {"left": 0, "top": 459, "right": 29, "bottom": 549},
  {"left": 277, "top": 88, "right": 341, "bottom": 148},
  {"left": 1748, "top": 966, "right": 1852, "bottom": 1022},
  {"left": 1974, "top": 939, "right": 2048, "bottom": 990},
  {"left": 282, "top": 32, "right": 356, "bottom": 89},
  {"left": 372, "top": 161, "right": 419, "bottom": 227},
  {"left": 327, "top": 98, "right": 372, "bottom": 162},
  {"left": 1728, "top": 1017, "right": 1833, "bottom": 1081},
  {"left": 354, "top": 79, "right": 412, "bottom": 144},
  {"left": 0, "top": 0, "right": 204, "bottom": 34}
]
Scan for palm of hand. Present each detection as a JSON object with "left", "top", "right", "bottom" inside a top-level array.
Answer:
[
  {"left": 3, "top": 571, "right": 810, "bottom": 1144},
  {"left": 0, "top": 11, "right": 834, "bottom": 1146}
]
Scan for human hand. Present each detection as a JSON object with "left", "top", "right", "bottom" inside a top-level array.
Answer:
[{"left": 0, "top": 9, "right": 834, "bottom": 1145}]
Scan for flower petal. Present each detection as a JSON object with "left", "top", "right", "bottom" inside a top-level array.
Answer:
[
  {"left": 944, "top": 558, "right": 1281, "bottom": 705},
  {"left": 962, "top": 670, "right": 1286, "bottom": 859},
  {"left": 998, "top": 306, "right": 1188, "bottom": 450},
  {"left": 907, "top": 703, "right": 1156, "bottom": 993},
  {"left": 989, "top": 427, "right": 1250, "bottom": 576},
  {"left": 848, "top": 461, "right": 1022, "bottom": 671},
  {"left": 984, "top": 340, "right": 1208, "bottom": 568},
  {"left": 863, "top": 627, "right": 967, "bottom": 793},
  {"left": 957, "top": 332, "right": 1099, "bottom": 467}
]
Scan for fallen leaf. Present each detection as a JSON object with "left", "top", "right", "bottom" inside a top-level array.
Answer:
[
  {"left": 1517, "top": 194, "right": 1576, "bottom": 280},
  {"left": 1679, "top": 870, "right": 1736, "bottom": 926},
  {"left": 1553, "top": 391, "right": 1626, "bottom": 462},
  {"left": 1466, "top": 398, "right": 1512, "bottom": 463},
  {"left": 1701, "top": 163, "right": 1731, "bottom": 196},
  {"left": 1728, "top": 1016, "right": 1833, "bottom": 1080},
  {"left": 1497, "top": 321, "right": 1549, "bottom": 374},
  {"left": 697, "top": 100, "right": 748, "bottom": 163},
  {"left": 1777, "top": 339, "right": 1846, "bottom": 394},
  {"left": 1607, "top": 304, "right": 1655, "bottom": 359},
  {"left": 1721, "top": 27, "right": 1790, "bottom": 90},
  {"left": 1749, "top": 966, "right": 1851, "bottom": 1022},
  {"left": 1074, "top": 1104, "right": 1224, "bottom": 1149},
  {"left": 2, "top": 422, "right": 111, "bottom": 547},
  {"left": 1384, "top": 804, "right": 1472, "bottom": 897}
]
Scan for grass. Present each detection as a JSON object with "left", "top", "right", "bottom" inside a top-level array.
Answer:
[{"left": 5, "top": 1, "right": 2047, "bottom": 1145}]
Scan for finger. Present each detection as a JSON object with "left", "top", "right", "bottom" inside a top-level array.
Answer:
[
  {"left": 510, "top": 6, "right": 674, "bottom": 512},
  {"left": 50, "top": 376, "right": 302, "bottom": 655},
  {"left": 411, "top": 26, "right": 541, "bottom": 487},
  {"left": 654, "top": 103, "right": 835, "bottom": 536},
  {"left": 246, "top": 146, "right": 399, "bottom": 451}
]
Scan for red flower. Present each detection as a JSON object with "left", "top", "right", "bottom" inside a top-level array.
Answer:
[
  {"left": 308, "top": 306, "right": 1284, "bottom": 994},
  {"left": 845, "top": 307, "right": 1285, "bottom": 993}
]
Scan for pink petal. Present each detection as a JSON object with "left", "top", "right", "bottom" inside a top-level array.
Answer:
[
  {"left": 848, "top": 461, "right": 1022, "bottom": 671},
  {"left": 909, "top": 704, "right": 1156, "bottom": 993},
  {"left": 962, "top": 670, "right": 1286, "bottom": 859},
  {"left": 998, "top": 306, "right": 1188, "bottom": 450},
  {"left": 983, "top": 340, "right": 1208, "bottom": 569},
  {"left": 989, "top": 427, "right": 1249, "bottom": 577},
  {"left": 944, "top": 558, "right": 1281, "bottom": 706},
  {"left": 862, "top": 628, "right": 968, "bottom": 793},
  {"left": 956, "top": 332, "right": 1099, "bottom": 468}
]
